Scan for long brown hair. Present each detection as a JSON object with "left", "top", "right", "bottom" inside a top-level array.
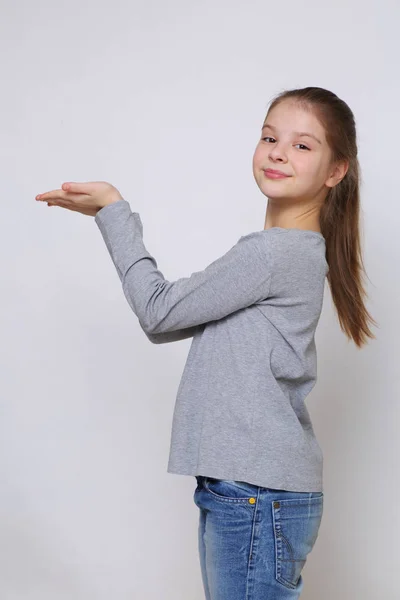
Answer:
[{"left": 265, "top": 87, "right": 377, "bottom": 348}]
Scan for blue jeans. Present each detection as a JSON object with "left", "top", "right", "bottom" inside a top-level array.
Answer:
[{"left": 193, "top": 476, "right": 323, "bottom": 599}]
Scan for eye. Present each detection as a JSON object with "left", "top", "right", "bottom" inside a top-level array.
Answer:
[{"left": 261, "top": 137, "right": 310, "bottom": 151}]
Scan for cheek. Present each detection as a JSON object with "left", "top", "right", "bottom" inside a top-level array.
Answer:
[
  {"left": 252, "top": 146, "right": 264, "bottom": 168},
  {"left": 295, "top": 157, "right": 319, "bottom": 177},
  {"left": 308, "top": 161, "right": 327, "bottom": 181}
]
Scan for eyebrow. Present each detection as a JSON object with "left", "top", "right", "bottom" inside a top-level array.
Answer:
[{"left": 261, "top": 123, "right": 322, "bottom": 145}]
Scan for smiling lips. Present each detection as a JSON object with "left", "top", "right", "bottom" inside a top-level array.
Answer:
[{"left": 264, "top": 168, "right": 291, "bottom": 179}]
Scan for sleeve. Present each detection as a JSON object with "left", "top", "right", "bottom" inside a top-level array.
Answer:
[
  {"left": 139, "top": 323, "right": 204, "bottom": 344},
  {"left": 94, "top": 199, "right": 272, "bottom": 335}
]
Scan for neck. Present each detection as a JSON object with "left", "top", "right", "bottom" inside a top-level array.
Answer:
[{"left": 263, "top": 199, "right": 322, "bottom": 233}]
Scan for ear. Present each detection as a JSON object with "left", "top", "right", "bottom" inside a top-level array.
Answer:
[{"left": 325, "top": 159, "right": 349, "bottom": 188}]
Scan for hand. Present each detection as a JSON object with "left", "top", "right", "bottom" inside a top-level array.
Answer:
[{"left": 35, "top": 181, "right": 124, "bottom": 217}]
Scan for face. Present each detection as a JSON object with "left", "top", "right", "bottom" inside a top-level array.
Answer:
[{"left": 252, "top": 100, "right": 344, "bottom": 205}]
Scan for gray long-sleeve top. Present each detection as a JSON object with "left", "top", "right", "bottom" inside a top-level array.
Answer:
[{"left": 95, "top": 199, "right": 329, "bottom": 492}]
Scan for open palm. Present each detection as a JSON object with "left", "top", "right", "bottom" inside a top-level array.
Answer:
[{"left": 35, "top": 181, "right": 123, "bottom": 217}]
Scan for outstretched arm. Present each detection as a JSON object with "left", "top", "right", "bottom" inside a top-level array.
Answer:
[{"left": 95, "top": 199, "right": 272, "bottom": 335}]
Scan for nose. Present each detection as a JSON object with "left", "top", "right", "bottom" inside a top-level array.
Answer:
[{"left": 268, "top": 143, "right": 288, "bottom": 163}]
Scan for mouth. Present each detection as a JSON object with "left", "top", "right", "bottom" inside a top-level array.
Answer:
[{"left": 263, "top": 169, "right": 291, "bottom": 179}]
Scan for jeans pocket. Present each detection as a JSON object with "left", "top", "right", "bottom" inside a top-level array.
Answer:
[
  {"left": 203, "top": 477, "right": 259, "bottom": 503},
  {"left": 272, "top": 494, "right": 324, "bottom": 589}
]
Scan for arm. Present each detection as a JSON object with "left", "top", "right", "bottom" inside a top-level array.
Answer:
[
  {"left": 95, "top": 199, "right": 272, "bottom": 335},
  {"left": 140, "top": 322, "right": 204, "bottom": 344}
]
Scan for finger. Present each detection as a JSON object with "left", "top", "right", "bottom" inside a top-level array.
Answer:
[
  {"left": 46, "top": 200, "right": 79, "bottom": 211},
  {"left": 62, "top": 181, "right": 98, "bottom": 194},
  {"left": 37, "top": 190, "right": 85, "bottom": 202},
  {"left": 36, "top": 189, "right": 65, "bottom": 201}
]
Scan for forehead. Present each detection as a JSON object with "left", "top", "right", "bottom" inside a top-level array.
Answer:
[{"left": 263, "top": 101, "right": 326, "bottom": 144}]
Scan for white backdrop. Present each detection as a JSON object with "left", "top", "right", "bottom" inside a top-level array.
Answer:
[{"left": 1, "top": 0, "right": 398, "bottom": 598}]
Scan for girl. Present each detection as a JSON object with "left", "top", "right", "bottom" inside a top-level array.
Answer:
[{"left": 35, "top": 86, "right": 377, "bottom": 599}]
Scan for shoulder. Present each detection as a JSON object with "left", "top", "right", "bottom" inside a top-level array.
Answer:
[
  {"left": 237, "top": 228, "right": 287, "bottom": 249},
  {"left": 237, "top": 228, "right": 292, "bottom": 259},
  {"left": 238, "top": 228, "right": 327, "bottom": 272}
]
